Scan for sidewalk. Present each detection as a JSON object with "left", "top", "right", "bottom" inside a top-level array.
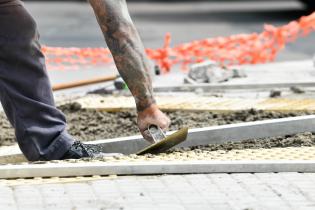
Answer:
[
  {"left": 1, "top": 173, "right": 315, "bottom": 210},
  {"left": 1, "top": 60, "right": 315, "bottom": 210}
]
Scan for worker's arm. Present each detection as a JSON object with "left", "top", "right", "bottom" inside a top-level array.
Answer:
[{"left": 89, "top": 0, "right": 170, "bottom": 142}]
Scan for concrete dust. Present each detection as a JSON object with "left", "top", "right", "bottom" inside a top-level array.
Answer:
[{"left": 0, "top": 102, "right": 313, "bottom": 148}]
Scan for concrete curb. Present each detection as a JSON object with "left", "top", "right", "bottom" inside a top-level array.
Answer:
[
  {"left": 154, "top": 82, "right": 315, "bottom": 92},
  {"left": 1, "top": 160, "right": 315, "bottom": 179}
]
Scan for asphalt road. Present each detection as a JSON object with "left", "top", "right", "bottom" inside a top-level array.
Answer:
[{"left": 24, "top": 0, "right": 315, "bottom": 61}]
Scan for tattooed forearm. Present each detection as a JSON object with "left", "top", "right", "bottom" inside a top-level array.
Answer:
[{"left": 89, "top": 0, "right": 156, "bottom": 112}]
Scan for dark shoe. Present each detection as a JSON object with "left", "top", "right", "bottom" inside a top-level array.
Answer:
[{"left": 61, "top": 141, "right": 122, "bottom": 160}]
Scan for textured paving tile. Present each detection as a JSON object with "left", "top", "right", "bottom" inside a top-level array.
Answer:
[
  {"left": 1, "top": 173, "right": 315, "bottom": 209},
  {"left": 0, "top": 186, "right": 16, "bottom": 209},
  {"left": 76, "top": 95, "right": 315, "bottom": 112}
]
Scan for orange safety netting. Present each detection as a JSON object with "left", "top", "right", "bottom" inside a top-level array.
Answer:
[{"left": 42, "top": 12, "right": 315, "bottom": 73}]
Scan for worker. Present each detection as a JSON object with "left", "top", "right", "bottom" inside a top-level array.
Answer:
[{"left": 0, "top": 0, "right": 170, "bottom": 161}]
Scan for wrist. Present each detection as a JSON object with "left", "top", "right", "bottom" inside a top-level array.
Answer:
[{"left": 136, "top": 98, "right": 157, "bottom": 113}]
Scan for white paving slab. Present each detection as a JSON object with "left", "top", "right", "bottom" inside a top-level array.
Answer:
[{"left": 1, "top": 173, "right": 315, "bottom": 210}]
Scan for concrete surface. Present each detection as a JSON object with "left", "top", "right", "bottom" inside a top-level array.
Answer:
[{"left": 1, "top": 173, "right": 315, "bottom": 210}]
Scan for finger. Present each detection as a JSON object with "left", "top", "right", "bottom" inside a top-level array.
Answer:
[{"left": 159, "top": 119, "right": 171, "bottom": 130}]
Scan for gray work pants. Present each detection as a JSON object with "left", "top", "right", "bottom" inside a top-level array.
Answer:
[{"left": 0, "top": 2, "right": 74, "bottom": 161}]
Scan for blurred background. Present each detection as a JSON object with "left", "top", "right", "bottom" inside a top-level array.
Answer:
[{"left": 23, "top": 0, "right": 314, "bottom": 62}]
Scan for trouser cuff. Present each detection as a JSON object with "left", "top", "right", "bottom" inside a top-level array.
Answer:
[{"left": 41, "top": 131, "right": 75, "bottom": 161}]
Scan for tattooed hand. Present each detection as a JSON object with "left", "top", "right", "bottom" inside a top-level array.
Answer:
[
  {"left": 137, "top": 104, "right": 171, "bottom": 143},
  {"left": 89, "top": 0, "right": 155, "bottom": 111}
]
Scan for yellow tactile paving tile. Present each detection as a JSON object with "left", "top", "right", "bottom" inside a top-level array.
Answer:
[
  {"left": 1, "top": 146, "right": 314, "bottom": 185},
  {"left": 0, "top": 175, "right": 118, "bottom": 186},
  {"left": 255, "top": 98, "right": 315, "bottom": 110},
  {"left": 98, "top": 146, "right": 315, "bottom": 162},
  {"left": 75, "top": 95, "right": 315, "bottom": 112}
]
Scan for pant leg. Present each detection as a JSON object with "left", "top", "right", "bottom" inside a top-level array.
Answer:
[{"left": 0, "top": 4, "right": 74, "bottom": 161}]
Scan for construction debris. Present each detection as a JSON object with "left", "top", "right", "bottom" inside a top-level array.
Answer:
[
  {"left": 269, "top": 90, "right": 282, "bottom": 98},
  {"left": 185, "top": 61, "right": 233, "bottom": 84},
  {"left": 290, "top": 86, "right": 306, "bottom": 94},
  {"left": 184, "top": 61, "right": 247, "bottom": 84}
]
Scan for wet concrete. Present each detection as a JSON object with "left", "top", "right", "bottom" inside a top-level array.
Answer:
[
  {"left": 0, "top": 117, "right": 15, "bottom": 147},
  {"left": 26, "top": 132, "right": 315, "bottom": 165},
  {"left": 97, "top": 132, "right": 315, "bottom": 162},
  {"left": 182, "top": 132, "right": 315, "bottom": 152},
  {"left": 0, "top": 102, "right": 313, "bottom": 147}
]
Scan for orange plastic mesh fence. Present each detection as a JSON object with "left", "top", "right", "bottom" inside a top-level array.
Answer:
[{"left": 42, "top": 12, "right": 315, "bottom": 73}]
